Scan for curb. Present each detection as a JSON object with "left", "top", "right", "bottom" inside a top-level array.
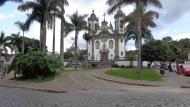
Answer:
[
  {"left": 0, "top": 84, "right": 66, "bottom": 93},
  {"left": 181, "top": 86, "right": 190, "bottom": 88},
  {"left": 93, "top": 73, "right": 159, "bottom": 87}
]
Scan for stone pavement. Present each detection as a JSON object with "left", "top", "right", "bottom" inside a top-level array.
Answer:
[
  {"left": 0, "top": 68, "right": 190, "bottom": 93},
  {"left": 0, "top": 71, "right": 86, "bottom": 93}
]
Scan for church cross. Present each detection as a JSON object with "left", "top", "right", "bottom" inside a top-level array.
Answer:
[{"left": 103, "top": 13, "right": 106, "bottom": 21}]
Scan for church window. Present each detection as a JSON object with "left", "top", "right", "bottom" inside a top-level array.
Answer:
[
  {"left": 109, "top": 40, "right": 114, "bottom": 49},
  {"left": 121, "top": 39, "right": 123, "bottom": 42},
  {"left": 121, "top": 51, "right": 123, "bottom": 56},
  {"left": 95, "top": 41, "right": 100, "bottom": 49}
]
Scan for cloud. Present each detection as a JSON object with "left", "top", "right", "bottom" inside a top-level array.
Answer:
[
  {"left": 0, "top": 13, "right": 15, "bottom": 21},
  {"left": 172, "top": 33, "right": 190, "bottom": 40},
  {"left": 158, "top": 0, "right": 190, "bottom": 24}
]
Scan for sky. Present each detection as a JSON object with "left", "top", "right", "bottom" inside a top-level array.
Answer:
[{"left": 0, "top": 0, "right": 190, "bottom": 53}]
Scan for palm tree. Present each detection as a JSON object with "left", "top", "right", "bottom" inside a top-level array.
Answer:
[
  {"left": 15, "top": 21, "right": 28, "bottom": 53},
  {"left": 125, "top": 10, "right": 158, "bottom": 48},
  {"left": 0, "top": 0, "right": 22, "bottom": 6},
  {"left": 57, "top": 0, "right": 69, "bottom": 62},
  {"left": 66, "top": 11, "right": 88, "bottom": 70},
  {"left": 0, "top": 32, "right": 9, "bottom": 53},
  {"left": 107, "top": 0, "right": 162, "bottom": 72},
  {"left": 83, "top": 32, "right": 91, "bottom": 68},
  {"left": 8, "top": 33, "right": 22, "bottom": 53},
  {"left": 18, "top": 0, "right": 58, "bottom": 53}
]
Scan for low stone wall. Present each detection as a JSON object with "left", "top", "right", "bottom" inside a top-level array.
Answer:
[{"left": 115, "top": 60, "right": 148, "bottom": 67}]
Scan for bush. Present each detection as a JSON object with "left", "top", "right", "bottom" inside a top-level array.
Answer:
[
  {"left": 91, "top": 63, "right": 98, "bottom": 68},
  {"left": 120, "top": 65, "right": 125, "bottom": 68},
  {"left": 127, "top": 65, "right": 134, "bottom": 68},
  {"left": 9, "top": 52, "right": 62, "bottom": 78},
  {"left": 112, "top": 63, "right": 119, "bottom": 68}
]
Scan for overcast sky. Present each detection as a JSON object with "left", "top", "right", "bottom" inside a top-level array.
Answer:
[{"left": 0, "top": 0, "right": 190, "bottom": 53}]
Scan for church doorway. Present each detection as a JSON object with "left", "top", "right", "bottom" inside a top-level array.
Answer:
[{"left": 101, "top": 52, "right": 108, "bottom": 65}]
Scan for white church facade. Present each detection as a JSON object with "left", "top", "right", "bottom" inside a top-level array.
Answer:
[{"left": 87, "top": 9, "right": 126, "bottom": 64}]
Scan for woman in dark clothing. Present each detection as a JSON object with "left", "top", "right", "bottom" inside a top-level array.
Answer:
[{"left": 168, "top": 63, "right": 172, "bottom": 72}]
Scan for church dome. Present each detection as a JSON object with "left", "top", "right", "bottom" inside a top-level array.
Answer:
[
  {"left": 88, "top": 10, "right": 98, "bottom": 21},
  {"left": 114, "top": 9, "right": 125, "bottom": 18}
]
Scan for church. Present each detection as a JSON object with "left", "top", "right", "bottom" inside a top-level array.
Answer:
[{"left": 87, "top": 9, "right": 126, "bottom": 64}]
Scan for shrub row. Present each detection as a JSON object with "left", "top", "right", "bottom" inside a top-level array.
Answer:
[{"left": 112, "top": 63, "right": 134, "bottom": 68}]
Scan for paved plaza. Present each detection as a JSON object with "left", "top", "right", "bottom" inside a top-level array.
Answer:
[{"left": 0, "top": 68, "right": 190, "bottom": 107}]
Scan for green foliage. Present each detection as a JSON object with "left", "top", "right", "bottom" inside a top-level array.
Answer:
[
  {"left": 121, "top": 65, "right": 125, "bottom": 68},
  {"left": 106, "top": 68, "right": 162, "bottom": 81},
  {"left": 112, "top": 63, "right": 119, "bottom": 68},
  {"left": 142, "top": 40, "right": 175, "bottom": 62},
  {"left": 91, "top": 63, "right": 98, "bottom": 68},
  {"left": 9, "top": 52, "right": 62, "bottom": 78}
]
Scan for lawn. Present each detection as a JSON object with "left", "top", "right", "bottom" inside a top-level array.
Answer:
[{"left": 105, "top": 68, "right": 162, "bottom": 81}]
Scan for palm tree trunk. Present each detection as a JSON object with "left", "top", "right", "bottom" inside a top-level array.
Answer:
[
  {"left": 22, "top": 31, "right": 24, "bottom": 53},
  {"left": 74, "top": 31, "right": 78, "bottom": 70},
  {"left": 60, "top": 7, "right": 64, "bottom": 65},
  {"left": 136, "top": 1, "right": 143, "bottom": 73},
  {"left": 86, "top": 40, "right": 88, "bottom": 68},
  {"left": 52, "top": 10, "right": 56, "bottom": 55},
  {"left": 41, "top": 21, "right": 47, "bottom": 53},
  {"left": 40, "top": 25, "right": 43, "bottom": 52},
  {"left": 137, "top": 18, "right": 142, "bottom": 73}
]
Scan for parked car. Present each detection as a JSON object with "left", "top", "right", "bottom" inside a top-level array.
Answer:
[
  {"left": 182, "top": 65, "right": 190, "bottom": 76},
  {"left": 152, "top": 64, "right": 160, "bottom": 69}
]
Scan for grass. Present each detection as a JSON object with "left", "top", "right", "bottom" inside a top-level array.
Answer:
[
  {"left": 105, "top": 68, "right": 162, "bottom": 81},
  {"left": 10, "top": 75, "right": 55, "bottom": 83}
]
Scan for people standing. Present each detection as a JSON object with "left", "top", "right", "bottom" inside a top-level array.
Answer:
[
  {"left": 160, "top": 62, "right": 165, "bottom": 77},
  {"left": 0, "top": 55, "right": 6, "bottom": 79},
  {"left": 168, "top": 62, "right": 172, "bottom": 72}
]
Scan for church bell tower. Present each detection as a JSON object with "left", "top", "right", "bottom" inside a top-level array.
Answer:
[
  {"left": 88, "top": 10, "right": 99, "bottom": 32},
  {"left": 114, "top": 7, "right": 125, "bottom": 34}
]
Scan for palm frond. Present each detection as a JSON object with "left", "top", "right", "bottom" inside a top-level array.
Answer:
[
  {"left": 17, "top": 1, "right": 38, "bottom": 11},
  {"left": 145, "top": 0, "right": 162, "bottom": 8}
]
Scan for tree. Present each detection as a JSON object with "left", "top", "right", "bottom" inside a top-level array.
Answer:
[
  {"left": 64, "top": 47, "right": 74, "bottom": 60},
  {"left": 66, "top": 11, "right": 88, "bottom": 70},
  {"left": 142, "top": 40, "right": 175, "bottom": 68},
  {"left": 51, "top": 0, "right": 69, "bottom": 56},
  {"left": 7, "top": 33, "right": 40, "bottom": 53},
  {"left": 15, "top": 21, "right": 28, "bottom": 53},
  {"left": 162, "top": 36, "right": 172, "bottom": 43},
  {"left": 0, "top": 0, "right": 22, "bottom": 6},
  {"left": 18, "top": 0, "right": 58, "bottom": 53},
  {"left": 8, "top": 33, "right": 22, "bottom": 53},
  {"left": 83, "top": 32, "right": 91, "bottom": 67},
  {"left": 107, "top": 0, "right": 162, "bottom": 72},
  {"left": 0, "top": 32, "right": 9, "bottom": 53},
  {"left": 125, "top": 21, "right": 154, "bottom": 48}
]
